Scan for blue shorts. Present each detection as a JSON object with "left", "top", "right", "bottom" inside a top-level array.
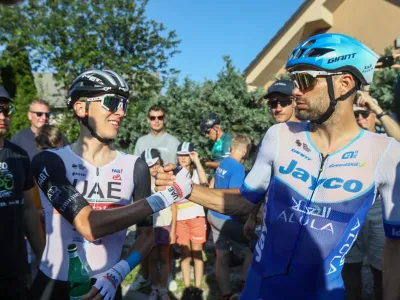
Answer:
[{"left": 240, "top": 267, "right": 345, "bottom": 300}]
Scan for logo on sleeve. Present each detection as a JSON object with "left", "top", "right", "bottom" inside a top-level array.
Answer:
[
  {"left": 47, "top": 186, "right": 62, "bottom": 201},
  {"left": 38, "top": 167, "right": 49, "bottom": 188}
]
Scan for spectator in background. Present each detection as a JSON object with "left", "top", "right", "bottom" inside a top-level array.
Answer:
[
  {"left": 342, "top": 91, "right": 400, "bottom": 300},
  {"left": 394, "top": 74, "right": 400, "bottom": 122},
  {"left": 34, "top": 124, "right": 65, "bottom": 151},
  {"left": 0, "top": 87, "right": 44, "bottom": 300},
  {"left": 134, "top": 105, "right": 180, "bottom": 165},
  {"left": 265, "top": 79, "right": 299, "bottom": 123},
  {"left": 199, "top": 113, "right": 232, "bottom": 170},
  {"left": 206, "top": 135, "right": 251, "bottom": 300},
  {"left": 11, "top": 99, "right": 68, "bottom": 160},
  {"left": 175, "top": 142, "right": 208, "bottom": 292}
]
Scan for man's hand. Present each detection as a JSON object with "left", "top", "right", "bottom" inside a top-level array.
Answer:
[
  {"left": 244, "top": 218, "right": 256, "bottom": 240},
  {"left": 155, "top": 164, "right": 179, "bottom": 192},
  {"left": 356, "top": 91, "right": 383, "bottom": 115},
  {"left": 146, "top": 167, "right": 193, "bottom": 212},
  {"left": 83, "top": 261, "right": 130, "bottom": 300}
]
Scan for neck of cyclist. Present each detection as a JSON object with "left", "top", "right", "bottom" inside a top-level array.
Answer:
[
  {"left": 151, "top": 127, "right": 165, "bottom": 136},
  {"left": 311, "top": 101, "right": 361, "bottom": 150},
  {"left": 73, "top": 124, "right": 115, "bottom": 164}
]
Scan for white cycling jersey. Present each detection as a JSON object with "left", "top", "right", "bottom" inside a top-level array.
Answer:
[{"left": 32, "top": 146, "right": 151, "bottom": 281}]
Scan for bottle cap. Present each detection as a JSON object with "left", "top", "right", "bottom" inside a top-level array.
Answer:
[{"left": 67, "top": 244, "right": 77, "bottom": 252}]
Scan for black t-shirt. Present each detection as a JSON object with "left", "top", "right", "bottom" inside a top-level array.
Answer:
[
  {"left": 0, "top": 141, "right": 35, "bottom": 279},
  {"left": 11, "top": 127, "right": 69, "bottom": 160}
]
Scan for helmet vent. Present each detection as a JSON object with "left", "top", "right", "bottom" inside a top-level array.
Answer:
[
  {"left": 305, "top": 48, "right": 334, "bottom": 57},
  {"left": 303, "top": 39, "right": 316, "bottom": 46},
  {"left": 294, "top": 48, "right": 306, "bottom": 59}
]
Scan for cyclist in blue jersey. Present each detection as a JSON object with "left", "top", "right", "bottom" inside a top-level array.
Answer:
[{"left": 155, "top": 33, "right": 400, "bottom": 300}]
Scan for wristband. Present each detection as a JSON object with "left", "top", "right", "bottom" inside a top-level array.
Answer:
[
  {"left": 376, "top": 110, "right": 389, "bottom": 119},
  {"left": 125, "top": 250, "right": 141, "bottom": 270}
]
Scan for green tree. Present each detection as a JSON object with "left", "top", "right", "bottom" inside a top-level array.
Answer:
[
  {"left": 370, "top": 47, "right": 400, "bottom": 111},
  {"left": 0, "top": 0, "right": 180, "bottom": 141},
  {"left": 118, "top": 57, "right": 274, "bottom": 169},
  {"left": 0, "top": 42, "right": 37, "bottom": 138}
]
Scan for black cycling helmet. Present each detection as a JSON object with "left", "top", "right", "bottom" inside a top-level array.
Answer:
[
  {"left": 67, "top": 69, "right": 129, "bottom": 109},
  {"left": 67, "top": 69, "right": 130, "bottom": 145},
  {"left": 200, "top": 113, "right": 220, "bottom": 133}
]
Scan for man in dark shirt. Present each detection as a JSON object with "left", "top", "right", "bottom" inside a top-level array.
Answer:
[
  {"left": 11, "top": 99, "right": 68, "bottom": 160},
  {"left": 0, "top": 87, "right": 44, "bottom": 300}
]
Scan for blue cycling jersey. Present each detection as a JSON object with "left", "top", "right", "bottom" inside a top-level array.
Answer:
[{"left": 239, "top": 122, "right": 400, "bottom": 300}]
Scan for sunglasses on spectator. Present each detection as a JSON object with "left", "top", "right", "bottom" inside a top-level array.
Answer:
[
  {"left": 149, "top": 116, "right": 165, "bottom": 121},
  {"left": 86, "top": 94, "right": 129, "bottom": 116},
  {"left": 354, "top": 111, "right": 371, "bottom": 119},
  {"left": 0, "top": 104, "right": 15, "bottom": 116},
  {"left": 30, "top": 111, "right": 51, "bottom": 118},
  {"left": 268, "top": 98, "right": 294, "bottom": 109},
  {"left": 290, "top": 70, "right": 343, "bottom": 91}
]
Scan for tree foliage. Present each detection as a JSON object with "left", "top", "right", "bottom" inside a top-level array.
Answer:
[{"left": 118, "top": 56, "right": 274, "bottom": 170}]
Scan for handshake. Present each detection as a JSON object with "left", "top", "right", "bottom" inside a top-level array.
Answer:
[{"left": 146, "top": 165, "right": 193, "bottom": 213}]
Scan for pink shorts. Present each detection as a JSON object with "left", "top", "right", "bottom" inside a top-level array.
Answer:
[{"left": 176, "top": 217, "right": 207, "bottom": 245}]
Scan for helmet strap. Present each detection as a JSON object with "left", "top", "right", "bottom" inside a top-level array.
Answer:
[
  {"left": 81, "top": 102, "right": 114, "bottom": 145},
  {"left": 314, "top": 75, "right": 356, "bottom": 124}
]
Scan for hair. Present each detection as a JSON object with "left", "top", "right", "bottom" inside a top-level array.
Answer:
[
  {"left": 30, "top": 98, "right": 50, "bottom": 109},
  {"left": 35, "top": 124, "right": 64, "bottom": 151},
  {"left": 231, "top": 135, "right": 251, "bottom": 152},
  {"left": 181, "top": 287, "right": 203, "bottom": 300},
  {"left": 147, "top": 105, "right": 165, "bottom": 116}
]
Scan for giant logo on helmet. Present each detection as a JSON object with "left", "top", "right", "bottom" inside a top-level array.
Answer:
[{"left": 327, "top": 53, "right": 357, "bottom": 64}]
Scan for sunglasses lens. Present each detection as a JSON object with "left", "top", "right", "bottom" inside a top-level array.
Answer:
[
  {"left": 355, "top": 111, "right": 370, "bottom": 118},
  {"left": 103, "top": 95, "right": 128, "bottom": 114},
  {"left": 268, "top": 99, "right": 292, "bottom": 109},
  {"left": 291, "top": 73, "right": 317, "bottom": 91},
  {"left": 0, "top": 105, "right": 14, "bottom": 116}
]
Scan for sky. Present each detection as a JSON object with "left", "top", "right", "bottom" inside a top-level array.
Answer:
[{"left": 145, "top": 0, "right": 305, "bottom": 82}]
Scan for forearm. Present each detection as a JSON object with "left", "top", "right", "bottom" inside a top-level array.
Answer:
[
  {"left": 24, "top": 205, "right": 45, "bottom": 260},
  {"left": 171, "top": 203, "right": 177, "bottom": 232},
  {"left": 189, "top": 185, "right": 254, "bottom": 216},
  {"left": 194, "top": 160, "right": 208, "bottom": 184},
  {"left": 124, "top": 226, "right": 154, "bottom": 261},
  {"left": 380, "top": 115, "right": 400, "bottom": 142},
  {"left": 75, "top": 199, "right": 154, "bottom": 241},
  {"left": 383, "top": 238, "right": 400, "bottom": 299},
  {"left": 205, "top": 161, "right": 219, "bottom": 169}
]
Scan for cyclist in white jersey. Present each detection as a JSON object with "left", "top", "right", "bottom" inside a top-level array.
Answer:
[
  {"left": 28, "top": 70, "right": 193, "bottom": 300},
  {"left": 155, "top": 34, "right": 400, "bottom": 300}
]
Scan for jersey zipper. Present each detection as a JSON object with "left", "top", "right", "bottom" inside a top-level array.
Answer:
[
  {"left": 93, "top": 167, "right": 100, "bottom": 209},
  {"left": 285, "top": 153, "right": 329, "bottom": 274}
]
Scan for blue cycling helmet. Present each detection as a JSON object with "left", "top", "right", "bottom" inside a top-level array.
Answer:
[
  {"left": 285, "top": 33, "right": 378, "bottom": 124},
  {"left": 286, "top": 33, "right": 379, "bottom": 85}
]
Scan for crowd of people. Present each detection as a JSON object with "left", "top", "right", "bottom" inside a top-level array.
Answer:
[{"left": 0, "top": 33, "right": 400, "bottom": 300}]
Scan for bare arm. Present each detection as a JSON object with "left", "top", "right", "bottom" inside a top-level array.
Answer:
[
  {"left": 205, "top": 161, "right": 219, "bottom": 169},
  {"left": 123, "top": 226, "right": 154, "bottom": 261},
  {"left": 32, "top": 151, "right": 155, "bottom": 242},
  {"left": 170, "top": 203, "right": 177, "bottom": 243},
  {"left": 190, "top": 152, "right": 208, "bottom": 184},
  {"left": 188, "top": 185, "right": 254, "bottom": 216},
  {"left": 23, "top": 188, "right": 45, "bottom": 261},
  {"left": 379, "top": 114, "right": 400, "bottom": 141},
  {"left": 382, "top": 238, "right": 400, "bottom": 299}
]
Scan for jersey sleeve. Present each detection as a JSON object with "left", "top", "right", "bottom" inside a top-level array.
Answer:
[
  {"left": 376, "top": 139, "right": 400, "bottom": 239},
  {"left": 31, "top": 151, "right": 90, "bottom": 224},
  {"left": 133, "top": 157, "right": 153, "bottom": 227},
  {"left": 240, "top": 124, "right": 281, "bottom": 204},
  {"left": 133, "top": 138, "right": 142, "bottom": 157}
]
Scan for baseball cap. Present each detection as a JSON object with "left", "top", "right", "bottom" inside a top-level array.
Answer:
[
  {"left": 177, "top": 142, "right": 195, "bottom": 155},
  {"left": 141, "top": 148, "right": 161, "bottom": 167},
  {"left": 0, "top": 86, "right": 13, "bottom": 102},
  {"left": 265, "top": 80, "right": 295, "bottom": 99}
]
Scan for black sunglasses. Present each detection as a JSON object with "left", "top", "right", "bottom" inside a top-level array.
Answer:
[
  {"left": 0, "top": 104, "right": 15, "bottom": 116},
  {"left": 268, "top": 98, "right": 293, "bottom": 109},
  {"left": 354, "top": 111, "right": 370, "bottom": 119},
  {"left": 30, "top": 111, "right": 51, "bottom": 118},
  {"left": 149, "top": 116, "right": 165, "bottom": 121}
]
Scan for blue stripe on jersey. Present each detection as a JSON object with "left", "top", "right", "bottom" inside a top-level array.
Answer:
[
  {"left": 240, "top": 182, "right": 265, "bottom": 204},
  {"left": 383, "top": 221, "right": 400, "bottom": 239}
]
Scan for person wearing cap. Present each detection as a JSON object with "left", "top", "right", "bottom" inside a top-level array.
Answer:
[
  {"left": 138, "top": 149, "right": 177, "bottom": 300},
  {"left": 265, "top": 79, "right": 300, "bottom": 123},
  {"left": 0, "top": 86, "right": 44, "bottom": 300},
  {"left": 134, "top": 105, "right": 180, "bottom": 165},
  {"left": 199, "top": 113, "right": 232, "bottom": 170},
  {"left": 175, "top": 142, "right": 208, "bottom": 292},
  {"left": 343, "top": 91, "right": 400, "bottom": 300}
]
